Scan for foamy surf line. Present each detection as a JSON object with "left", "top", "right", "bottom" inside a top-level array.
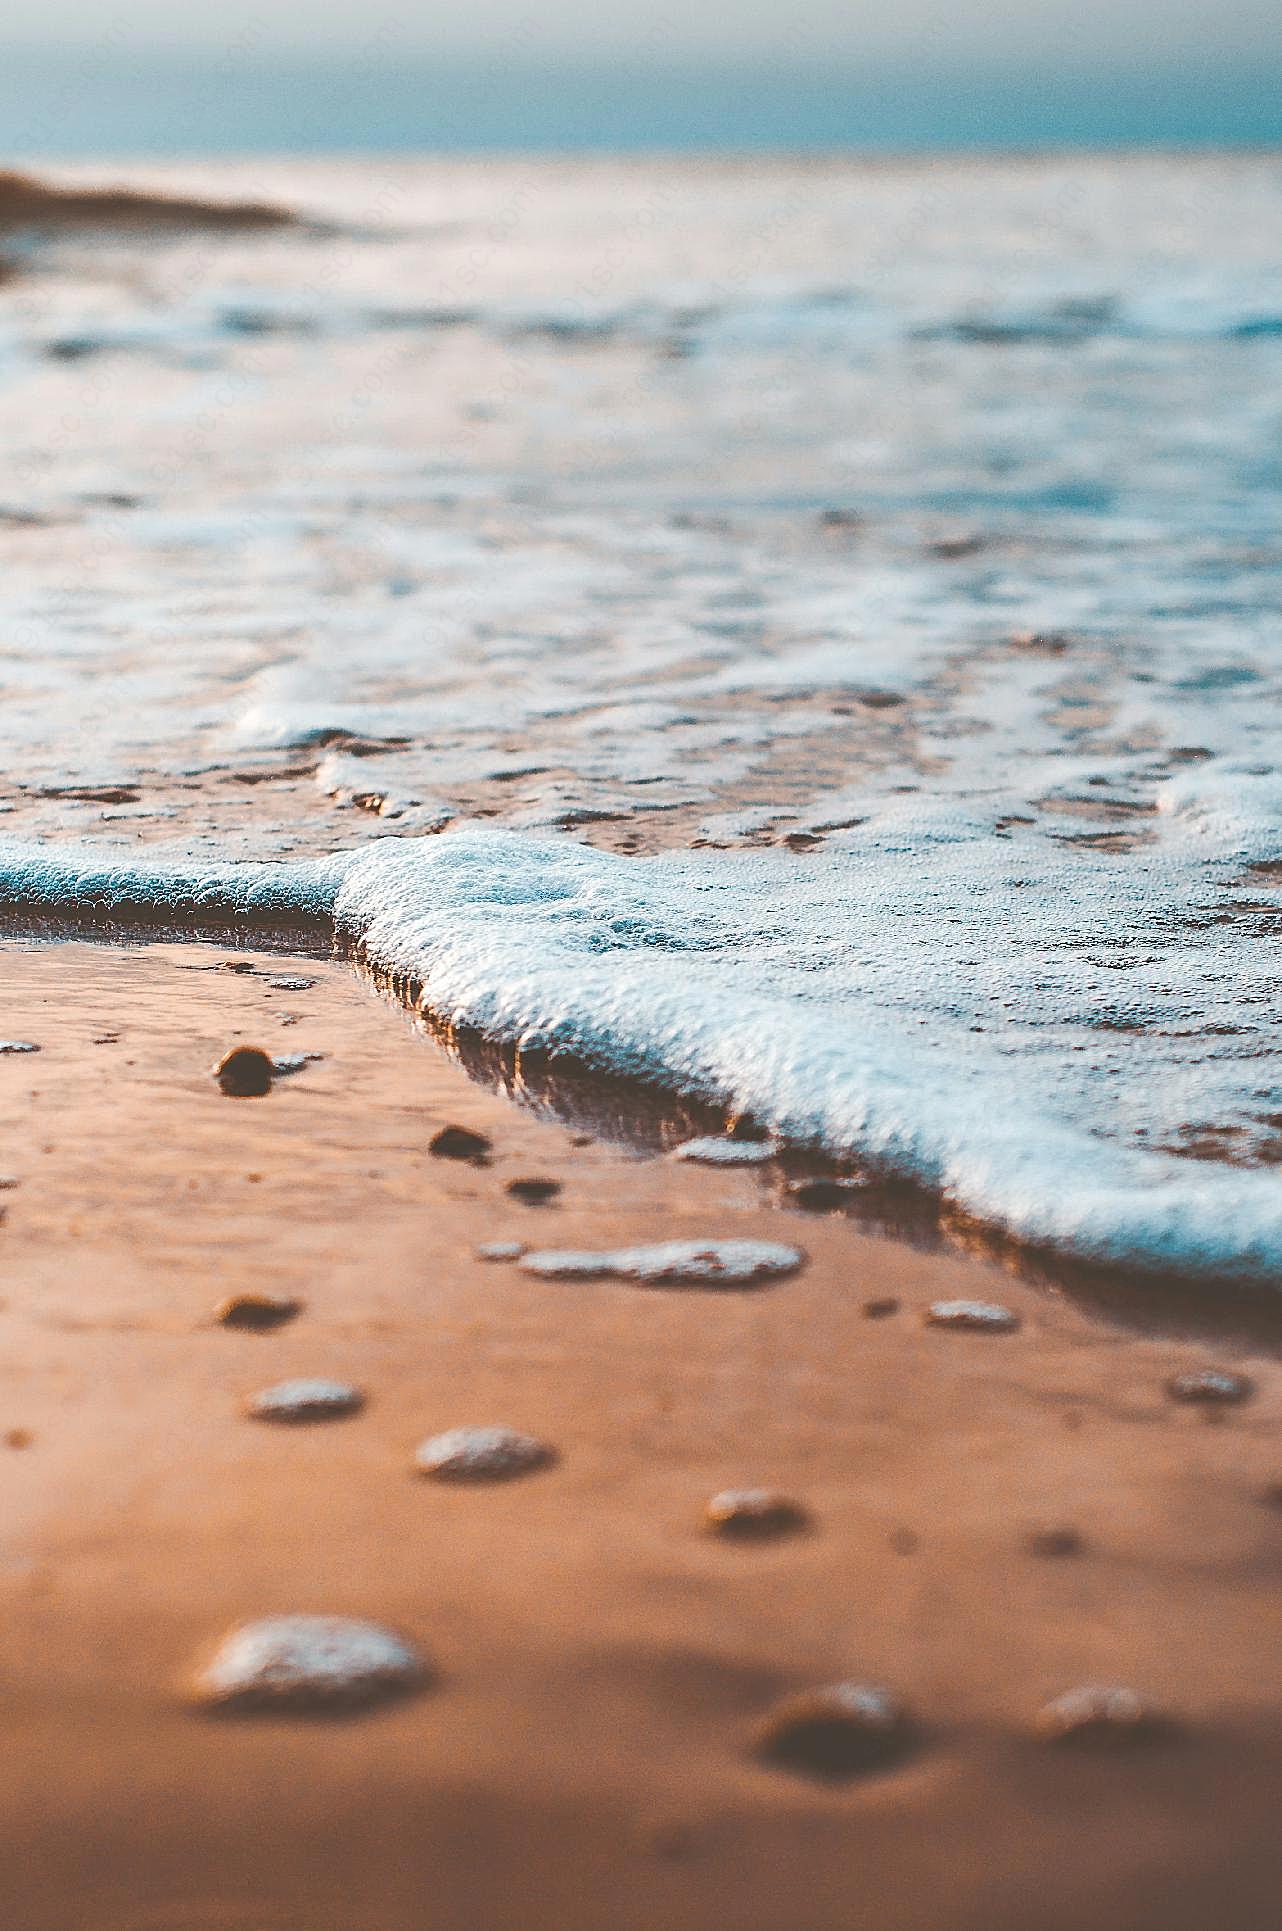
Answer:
[{"left": 2, "top": 826, "right": 1281, "bottom": 1288}]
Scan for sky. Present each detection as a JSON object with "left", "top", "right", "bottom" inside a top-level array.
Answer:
[
  {"left": 3, "top": 1, "right": 1281, "bottom": 152},
  {"left": 13, "top": 0, "right": 1282, "bottom": 65}
]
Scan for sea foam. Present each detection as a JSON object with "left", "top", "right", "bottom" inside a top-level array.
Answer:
[{"left": 4, "top": 801, "right": 1282, "bottom": 1286}]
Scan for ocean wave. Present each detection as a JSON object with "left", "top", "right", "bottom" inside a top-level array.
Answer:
[{"left": 4, "top": 813, "right": 1282, "bottom": 1286}]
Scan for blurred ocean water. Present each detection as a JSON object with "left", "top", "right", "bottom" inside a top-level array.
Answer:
[{"left": 2, "top": 152, "right": 1282, "bottom": 1276}]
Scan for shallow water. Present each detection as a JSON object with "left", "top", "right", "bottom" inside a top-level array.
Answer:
[{"left": 3, "top": 153, "right": 1282, "bottom": 1281}]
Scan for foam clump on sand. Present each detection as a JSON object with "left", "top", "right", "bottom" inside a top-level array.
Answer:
[
  {"left": 670, "top": 1136, "right": 777, "bottom": 1165},
  {"left": 925, "top": 1300, "right": 1020, "bottom": 1333},
  {"left": 192, "top": 1615, "right": 425, "bottom": 1712},
  {"left": 518, "top": 1239, "right": 803, "bottom": 1285}
]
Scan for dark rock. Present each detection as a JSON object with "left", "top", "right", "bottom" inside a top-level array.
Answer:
[
  {"left": 213, "top": 1046, "right": 274, "bottom": 1097},
  {"left": 752, "top": 1683, "right": 911, "bottom": 1781},
  {"left": 506, "top": 1177, "right": 561, "bottom": 1205},
  {"left": 785, "top": 1178, "right": 864, "bottom": 1213},
  {"left": 705, "top": 1488, "right": 809, "bottom": 1540},
  {"left": 215, "top": 1293, "right": 301, "bottom": 1331},
  {"left": 429, "top": 1124, "right": 493, "bottom": 1163}
]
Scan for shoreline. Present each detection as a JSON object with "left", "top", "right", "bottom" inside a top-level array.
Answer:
[{"left": 5, "top": 823, "right": 1282, "bottom": 1297}]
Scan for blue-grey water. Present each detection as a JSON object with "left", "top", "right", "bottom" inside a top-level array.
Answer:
[{"left": 1, "top": 48, "right": 1281, "bottom": 156}]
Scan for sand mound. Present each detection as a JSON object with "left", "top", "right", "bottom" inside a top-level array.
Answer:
[{"left": 0, "top": 168, "right": 293, "bottom": 233}]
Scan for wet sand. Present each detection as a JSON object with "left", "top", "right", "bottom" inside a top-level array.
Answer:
[{"left": 2, "top": 935, "right": 1280, "bottom": 1930}]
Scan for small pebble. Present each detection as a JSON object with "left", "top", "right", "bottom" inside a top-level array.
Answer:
[
  {"left": 215, "top": 1293, "right": 301, "bottom": 1331},
  {"left": 506, "top": 1177, "right": 561, "bottom": 1205},
  {"left": 0, "top": 1175, "right": 19, "bottom": 1190},
  {"left": 925, "top": 1299, "right": 1020, "bottom": 1333},
  {"left": 863, "top": 1297, "right": 899, "bottom": 1319},
  {"left": 671, "top": 1137, "right": 777, "bottom": 1165},
  {"left": 429, "top": 1124, "right": 492, "bottom": 1163},
  {"left": 213, "top": 1045, "right": 274, "bottom": 1097},
  {"left": 192, "top": 1615, "right": 427, "bottom": 1713},
  {"left": 477, "top": 1240, "right": 526, "bottom": 1261},
  {"left": 1035, "top": 1685, "right": 1163, "bottom": 1745},
  {"left": 752, "top": 1682, "right": 910, "bottom": 1781},
  {"left": 0, "top": 1040, "right": 39, "bottom": 1055},
  {"left": 1167, "top": 1368, "right": 1253, "bottom": 1405},
  {"left": 705, "top": 1488, "right": 809, "bottom": 1540},
  {"left": 415, "top": 1424, "right": 554, "bottom": 1481},
  {"left": 1027, "top": 1525, "right": 1083, "bottom": 1558},
  {"left": 268, "top": 976, "right": 314, "bottom": 991},
  {"left": 520, "top": 1239, "right": 803, "bottom": 1287},
  {"left": 246, "top": 1379, "right": 364, "bottom": 1423}
]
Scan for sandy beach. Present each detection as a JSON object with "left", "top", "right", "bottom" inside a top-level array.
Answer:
[
  {"left": 2, "top": 151, "right": 1282, "bottom": 1925},
  {"left": 1, "top": 933, "right": 1280, "bottom": 1930}
]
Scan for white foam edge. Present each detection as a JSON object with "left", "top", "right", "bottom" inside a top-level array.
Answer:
[{"left": 3, "top": 824, "right": 1282, "bottom": 1286}]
